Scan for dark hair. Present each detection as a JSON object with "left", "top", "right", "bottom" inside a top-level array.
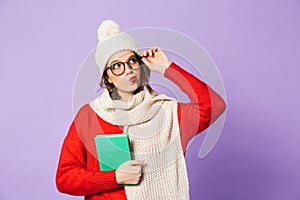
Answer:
[{"left": 100, "top": 51, "right": 157, "bottom": 100}]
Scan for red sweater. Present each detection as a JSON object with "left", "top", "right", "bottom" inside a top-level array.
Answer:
[{"left": 56, "top": 62, "right": 226, "bottom": 199}]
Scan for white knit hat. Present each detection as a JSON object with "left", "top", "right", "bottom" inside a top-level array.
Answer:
[{"left": 95, "top": 20, "right": 139, "bottom": 75}]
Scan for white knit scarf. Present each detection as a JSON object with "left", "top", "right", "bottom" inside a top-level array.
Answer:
[{"left": 89, "top": 89, "right": 190, "bottom": 200}]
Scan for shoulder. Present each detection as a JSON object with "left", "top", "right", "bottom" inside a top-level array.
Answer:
[
  {"left": 77, "top": 103, "right": 92, "bottom": 113},
  {"left": 74, "top": 103, "right": 97, "bottom": 122}
]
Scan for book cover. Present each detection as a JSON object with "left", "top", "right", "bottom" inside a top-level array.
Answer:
[{"left": 94, "top": 134, "right": 132, "bottom": 171}]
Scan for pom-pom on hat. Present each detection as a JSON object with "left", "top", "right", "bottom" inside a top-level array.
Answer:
[{"left": 95, "top": 20, "right": 139, "bottom": 75}]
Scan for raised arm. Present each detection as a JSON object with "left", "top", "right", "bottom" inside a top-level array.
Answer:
[
  {"left": 164, "top": 62, "right": 226, "bottom": 152},
  {"left": 140, "top": 47, "right": 226, "bottom": 152}
]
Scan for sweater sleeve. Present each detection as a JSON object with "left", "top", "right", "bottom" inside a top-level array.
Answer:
[
  {"left": 55, "top": 121, "right": 122, "bottom": 196},
  {"left": 164, "top": 62, "right": 226, "bottom": 152}
]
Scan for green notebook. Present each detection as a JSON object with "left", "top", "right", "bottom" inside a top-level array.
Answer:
[{"left": 94, "top": 134, "right": 135, "bottom": 186}]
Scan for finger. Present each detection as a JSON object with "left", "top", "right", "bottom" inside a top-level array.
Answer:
[
  {"left": 132, "top": 166, "right": 142, "bottom": 173},
  {"left": 133, "top": 178, "right": 140, "bottom": 185},
  {"left": 142, "top": 50, "right": 148, "bottom": 57},
  {"left": 152, "top": 47, "right": 159, "bottom": 52},
  {"left": 151, "top": 47, "right": 159, "bottom": 55},
  {"left": 151, "top": 49, "right": 156, "bottom": 56},
  {"left": 123, "top": 166, "right": 141, "bottom": 174},
  {"left": 151, "top": 48, "right": 156, "bottom": 56},
  {"left": 141, "top": 57, "right": 151, "bottom": 65},
  {"left": 146, "top": 49, "right": 152, "bottom": 57},
  {"left": 128, "top": 160, "right": 144, "bottom": 166},
  {"left": 117, "top": 166, "right": 141, "bottom": 173}
]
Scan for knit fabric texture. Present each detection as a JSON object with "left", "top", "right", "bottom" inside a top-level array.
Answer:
[
  {"left": 95, "top": 20, "right": 139, "bottom": 76},
  {"left": 89, "top": 89, "right": 190, "bottom": 200}
]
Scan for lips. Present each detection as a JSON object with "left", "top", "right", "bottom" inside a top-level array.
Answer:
[{"left": 129, "top": 76, "right": 137, "bottom": 83}]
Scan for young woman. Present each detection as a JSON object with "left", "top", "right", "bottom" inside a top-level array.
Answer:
[{"left": 56, "top": 20, "right": 226, "bottom": 200}]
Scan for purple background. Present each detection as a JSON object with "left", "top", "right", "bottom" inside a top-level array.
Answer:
[{"left": 1, "top": 0, "right": 299, "bottom": 199}]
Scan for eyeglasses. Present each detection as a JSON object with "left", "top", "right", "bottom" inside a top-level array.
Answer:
[{"left": 105, "top": 55, "right": 141, "bottom": 76}]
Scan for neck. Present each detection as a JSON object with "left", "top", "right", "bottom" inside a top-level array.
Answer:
[{"left": 118, "top": 91, "right": 133, "bottom": 102}]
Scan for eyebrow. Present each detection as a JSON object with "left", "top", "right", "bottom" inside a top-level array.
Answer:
[{"left": 109, "top": 54, "right": 136, "bottom": 65}]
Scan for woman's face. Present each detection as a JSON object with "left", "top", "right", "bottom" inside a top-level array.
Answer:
[{"left": 106, "top": 50, "right": 141, "bottom": 99}]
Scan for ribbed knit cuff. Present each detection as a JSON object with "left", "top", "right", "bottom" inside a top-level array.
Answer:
[
  {"left": 164, "top": 62, "right": 182, "bottom": 79},
  {"left": 93, "top": 170, "right": 123, "bottom": 191}
]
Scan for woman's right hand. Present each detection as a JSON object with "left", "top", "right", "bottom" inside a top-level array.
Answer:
[
  {"left": 140, "top": 47, "right": 172, "bottom": 74},
  {"left": 115, "top": 160, "right": 144, "bottom": 185}
]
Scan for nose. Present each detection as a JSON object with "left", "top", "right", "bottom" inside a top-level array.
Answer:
[{"left": 124, "top": 63, "right": 133, "bottom": 74}]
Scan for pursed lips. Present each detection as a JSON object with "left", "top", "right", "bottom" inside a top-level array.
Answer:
[{"left": 129, "top": 76, "right": 137, "bottom": 83}]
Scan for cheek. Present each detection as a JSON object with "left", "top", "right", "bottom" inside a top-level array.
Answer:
[
  {"left": 107, "top": 71, "right": 120, "bottom": 85},
  {"left": 110, "top": 76, "right": 121, "bottom": 85},
  {"left": 137, "top": 68, "right": 141, "bottom": 78},
  {"left": 107, "top": 73, "right": 128, "bottom": 89},
  {"left": 114, "top": 77, "right": 127, "bottom": 88},
  {"left": 136, "top": 69, "right": 142, "bottom": 84}
]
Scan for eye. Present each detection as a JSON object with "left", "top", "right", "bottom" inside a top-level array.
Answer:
[
  {"left": 112, "top": 62, "right": 122, "bottom": 70},
  {"left": 128, "top": 57, "right": 138, "bottom": 64}
]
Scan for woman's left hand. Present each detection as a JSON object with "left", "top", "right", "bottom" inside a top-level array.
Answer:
[{"left": 140, "top": 47, "right": 172, "bottom": 74}]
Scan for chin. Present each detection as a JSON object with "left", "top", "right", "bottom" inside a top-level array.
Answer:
[{"left": 129, "top": 83, "right": 139, "bottom": 92}]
